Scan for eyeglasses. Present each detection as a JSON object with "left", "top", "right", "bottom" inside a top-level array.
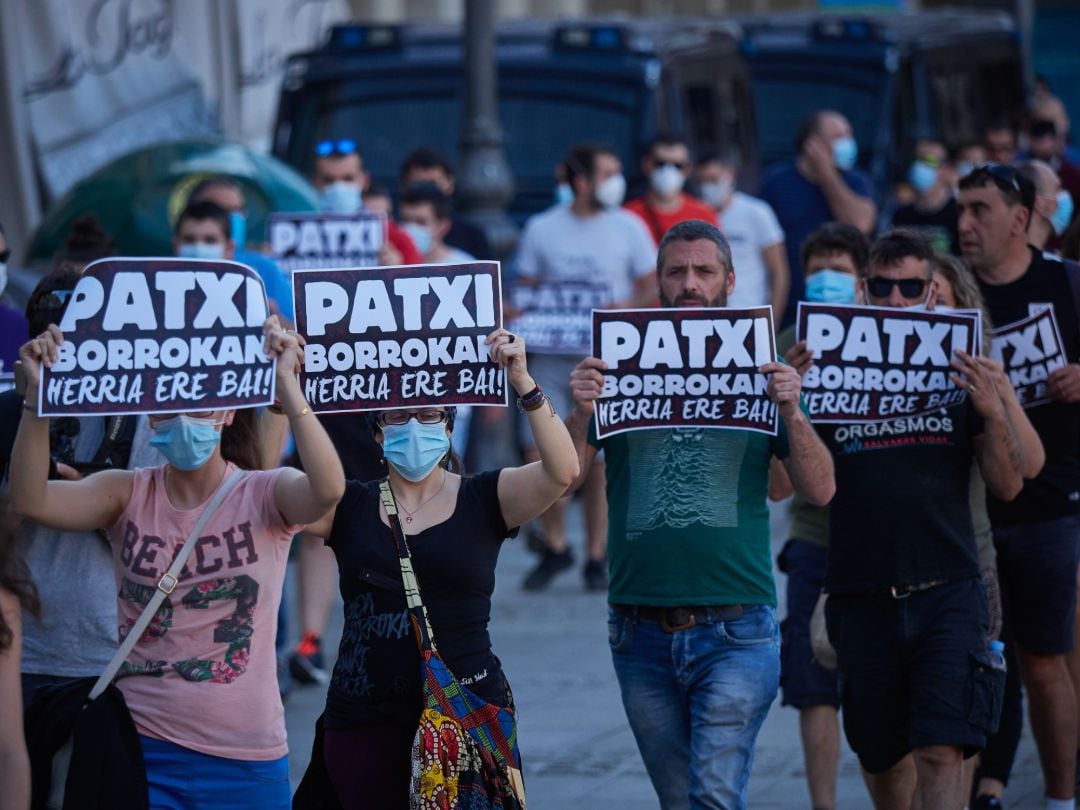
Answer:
[
  {"left": 378, "top": 409, "right": 449, "bottom": 426},
  {"left": 866, "top": 277, "right": 928, "bottom": 299},
  {"left": 969, "top": 162, "right": 1021, "bottom": 193},
  {"left": 0, "top": 249, "right": 9, "bottom": 263},
  {"left": 315, "top": 139, "right": 358, "bottom": 157},
  {"left": 33, "top": 289, "right": 74, "bottom": 311},
  {"left": 653, "top": 159, "right": 688, "bottom": 171}
]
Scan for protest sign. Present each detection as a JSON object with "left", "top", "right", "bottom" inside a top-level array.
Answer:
[
  {"left": 990, "top": 306, "right": 1068, "bottom": 408},
  {"left": 797, "top": 302, "right": 979, "bottom": 423},
  {"left": 40, "top": 258, "right": 274, "bottom": 416},
  {"left": 508, "top": 280, "right": 611, "bottom": 355},
  {"left": 294, "top": 261, "right": 506, "bottom": 413},
  {"left": 591, "top": 307, "right": 778, "bottom": 439},
  {"left": 267, "top": 212, "right": 385, "bottom": 272}
]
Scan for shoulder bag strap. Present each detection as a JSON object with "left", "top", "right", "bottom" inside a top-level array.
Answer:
[
  {"left": 88, "top": 468, "right": 247, "bottom": 700},
  {"left": 378, "top": 478, "right": 437, "bottom": 654}
]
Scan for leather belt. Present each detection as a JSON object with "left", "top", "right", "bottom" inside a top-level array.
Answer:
[
  {"left": 612, "top": 603, "right": 746, "bottom": 633},
  {"left": 883, "top": 580, "right": 947, "bottom": 599}
]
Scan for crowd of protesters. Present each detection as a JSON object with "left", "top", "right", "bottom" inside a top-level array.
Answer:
[{"left": 0, "top": 78, "right": 1077, "bottom": 810}]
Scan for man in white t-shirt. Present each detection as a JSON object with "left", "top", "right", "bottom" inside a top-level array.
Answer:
[
  {"left": 513, "top": 142, "right": 657, "bottom": 592},
  {"left": 696, "top": 152, "right": 790, "bottom": 318}
]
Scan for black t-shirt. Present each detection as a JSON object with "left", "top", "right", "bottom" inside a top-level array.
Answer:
[
  {"left": 891, "top": 198, "right": 960, "bottom": 255},
  {"left": 446, "top": 220, "right": 491, "bottom": 260},
  {"left": 978, "top": 248, "right": 1080, "bottom": 526},
  {"left": 324, "top": 470, "right": 515, "bottom": 728},
  {"left": 824, "top": 403, "right": 982, "bottom": 593},
  {"left": 290, "top": 413, "right": 384, "bottom": 482}
]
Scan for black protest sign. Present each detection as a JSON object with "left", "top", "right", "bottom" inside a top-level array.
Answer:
[
  {"left": 592, "top": 307, "right": 778, "bottom": 439},
  {"left": 509, "top": 280, "right": 611, "bottom": 355},
  {"left": 796, "top": 302, "right": 979, "bottom": 423},
  {"left": 41, "top": 259, "right": 274, "bottom": 416},
  {"left": 294, "top": 261, "right": 506, "bottom": 413},
  {"left": 990, "top": 306, "right": 1068, "bottom": 408},
  {"left": 268, "top": 212, "right": 385, "bottom": 272}
]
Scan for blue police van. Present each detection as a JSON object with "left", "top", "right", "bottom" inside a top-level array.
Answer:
[
  {"left": 740, "top": 10, "right": 1026, "bottom": 203},
  {"left": 271, "top": 18, "right": 754, "bottom": 223}
]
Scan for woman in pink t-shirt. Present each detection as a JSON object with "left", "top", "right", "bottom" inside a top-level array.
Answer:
[{"left": 10, "top": 320, "right": 345, "bottom": 809}]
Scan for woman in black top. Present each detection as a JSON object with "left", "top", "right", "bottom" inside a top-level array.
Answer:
[{"left": 296, "top": 328, "right": 580, "bottom": 809}]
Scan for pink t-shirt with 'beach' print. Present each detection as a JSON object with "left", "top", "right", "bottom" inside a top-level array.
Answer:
[{"left": 106, "top": 463, "right": 300, "bottom": 760}]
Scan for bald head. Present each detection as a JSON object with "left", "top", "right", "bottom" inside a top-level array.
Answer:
[{"left": 1021, "top": 160, "right": 1061, "bottom": 197}]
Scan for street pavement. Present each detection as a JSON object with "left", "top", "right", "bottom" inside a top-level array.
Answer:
[{"left": 284, "top": 498, "right": 1045, "bottom": 808}]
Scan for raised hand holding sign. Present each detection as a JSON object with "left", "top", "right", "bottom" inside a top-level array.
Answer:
[{"left": 38, "top": 258, "right": 275, "bottom": 416}]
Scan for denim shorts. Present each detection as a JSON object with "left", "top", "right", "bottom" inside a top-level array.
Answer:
[
  {"left": 777, "top": 539, "right": 840, "bottom": 709},
  {"left": 825, "top": 577, "right": 1004, "bottom": 774},
  {"left": 994, "top": 513, "right": 1080, "bottom": 655},
  {"left": 139, "top": 735, "right": 290, "bottom": 810}
]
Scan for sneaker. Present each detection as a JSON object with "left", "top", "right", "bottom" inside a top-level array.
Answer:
[
  {"left": 970, "top": 795, "right": 1003, "bottom": 810},
  {"left": 288, "top": 631, "right": 328, "bottom": 685},
  {"left": 583, "top": 558, "right": 608, "bottom": 592},
  {"left": 522, "top": 547, "right": 574, "bottom": 591}
]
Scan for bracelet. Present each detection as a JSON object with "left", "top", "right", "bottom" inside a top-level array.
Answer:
[
  {"left": 517, "top": 384, "right": 544, "bottom": 410},
  {"left": 518, "top": 393, "right": 552, "bottom": 414},
  {"left": 22, "top": 400, "right": 38, "bottom": 415},
  {"left": 289, "top": 406, "right": 311, "bottom": 419}
]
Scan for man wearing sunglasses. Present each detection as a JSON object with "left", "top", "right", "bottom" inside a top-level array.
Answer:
[
  {"left": 309, "top": 138, "right": 423, "bottom": 267},
  {"left": 0, "top": 222, "right": 29, "bottom": 375},
  {"left": 819, "top": 228, "right": 1022, "bottom": 810},
  {"left": 625, "top": 134, "right": 718, "bottom": 246},
  {"left": 959, "top": 163, "right": 1080, "bottom": 810},
  {"left": 891, "top": 137, "right": 961, "bottom": 255}
]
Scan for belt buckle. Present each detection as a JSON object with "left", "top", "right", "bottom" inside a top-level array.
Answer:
[
  {"left": 660, "top": 607, "right": 696, "bottom": 633},
  {"left": 889, "top": 585, "right": 912, "bottom": 599}
]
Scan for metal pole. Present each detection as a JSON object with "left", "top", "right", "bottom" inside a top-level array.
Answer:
[
  {"left": 1016, "top": 0, "right": 1035, "bottom": 99},
  {"left": 457, "top": 0, "right": 517, "bottom": 260}
]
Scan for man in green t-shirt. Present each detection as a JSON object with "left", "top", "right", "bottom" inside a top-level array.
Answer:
[{"left": 565, "top": 219, "right": 836, "bottom": 809}]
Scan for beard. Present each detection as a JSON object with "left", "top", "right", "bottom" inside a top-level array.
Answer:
[{"left": 659, "top": 289, "right": 726, "bottom": 308}]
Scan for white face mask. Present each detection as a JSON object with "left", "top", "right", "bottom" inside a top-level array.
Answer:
[
  {"left": 0, "top": 262, "right": 7, "bottom": 297},
  {"left": 595, "top": 174, "right": 627, "bottom": 209},
  {"left": 699, "top": 179, "right": 734, "bottom": 209},
  {"left": 650, "top": 164, "right": 685, "bottom": 197}
]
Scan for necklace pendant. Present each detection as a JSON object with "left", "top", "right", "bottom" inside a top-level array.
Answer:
[{"left": 405, "top": 515, "right": 413, "bottom": 523}]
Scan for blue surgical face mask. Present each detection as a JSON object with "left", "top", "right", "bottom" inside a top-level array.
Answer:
[
  {"left": 319, "top": 181, "right": 362, "bottom": 215},
  {"left": 229, "top": 211, "right": 247, "bottom": 249},
  {"left": 178, "top": 242, "right": 226, "bottom": 260},
  {"left": 805, "top": 269, "right": 857, "bottom": 304},
  {"left": 1050, "top": 190, "right": 1074, "bottom": 236},
  {"left": 381, "top": 421, "right": 450, "bottom": 482},
  {"left": 401, "top": 222, "right": 433, "bottom": 255},
  {"left": 832, "top": 136, "right": 858, "bottom": 172},
  {"left": 149, "top": 415, "right": 223, "bottom": 471},
  {"left": 908, "top": 161, "right": 938, "bottom": 193},
  {"left": 554, "top": 182, "right": 573, "bottom": 206}
]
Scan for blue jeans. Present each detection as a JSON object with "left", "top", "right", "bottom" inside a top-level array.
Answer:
[
  {"left": 608, "top": 605, "right": 780, "bottom": 810},
  {"left": 140, "top": 735, "right": 290, "bottom": 810}
]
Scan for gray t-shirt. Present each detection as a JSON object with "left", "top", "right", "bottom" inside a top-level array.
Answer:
[
  {"left": 514, "top": 204, "right": 657, "bottom": 304},
  {"left": 19, "top": 417, "right": 160, "bottom": 677}
]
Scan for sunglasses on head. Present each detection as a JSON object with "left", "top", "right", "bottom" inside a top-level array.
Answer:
[
  {"left": 866, "top": 277, "right": 928, "bottom": 299},
  {"left": 315, "top": 139, "right": 358, "bottom": 158},
  {"left": 969, "top": 162, "right": 1021, "bottom": 193}
]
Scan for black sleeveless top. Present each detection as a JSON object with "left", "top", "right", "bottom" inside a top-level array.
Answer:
[{"left": 324, "top": 470, "right": 515, "bottom": 728}]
